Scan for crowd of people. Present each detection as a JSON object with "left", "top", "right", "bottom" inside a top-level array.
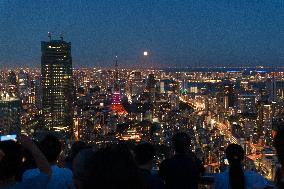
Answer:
[{"left": 1, "top": 130, "right": 284, "bottom": 189}]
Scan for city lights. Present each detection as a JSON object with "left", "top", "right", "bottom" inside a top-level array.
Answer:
[{"left": 0, "top": 31, "right": 281, "bottom": 188}]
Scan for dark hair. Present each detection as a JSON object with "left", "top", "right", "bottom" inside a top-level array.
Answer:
[
  {"left": 82, "top": 144, "right": 147, "bottom": 189},
  {"left": 134, "top": 142, "right": 155, "bottom": 165},
  {"left": 172, "top": 132, "right": 191, "bottom": 154},
  {"left": 70, "top": 141, "right": 87, "bottom": 158},
  {"left": 0, "top": 141, "right": 24, "bottom": 181},
  {"left": 225, "top": 144, "right": 245, "bottom": 189},
  {"left": 40, "top": 134, "right": 61, "bottom": 163},
  {"left": 274, "top": 130, "right": 284, "bottom": 166},
  {"left": 65, "top": 141, "right": 89, "bottom": 170},
  {"left": 73, "top": 149, "right": 96, "bottom": 189}
]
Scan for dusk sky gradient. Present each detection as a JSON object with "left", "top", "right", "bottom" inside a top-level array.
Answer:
[{"left": 0, "top": 0, "right": 283, "bottom": 68}]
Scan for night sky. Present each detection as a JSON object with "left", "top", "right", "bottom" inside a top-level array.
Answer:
[{"left": 0, "top": 0, "right": 283, "bottom": 68}]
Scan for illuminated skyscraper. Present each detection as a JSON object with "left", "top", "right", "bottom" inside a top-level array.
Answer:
[
  {"left": 237, "top": 92, "right": 256, "bottom": 114},
  {"left": 41, "top": 36, "right": 74, "bottom": 138},
  {"left": 0, "top": 92, "right": 21, "bottom": 135},
  {"left": 224, "top": 82, "right": 235, "bottom": 108},
  {"left": 131, "top": 71, "right": 144, "bottom": 96},
  {"left": 266, "top": 78, "right": 277, "bottom": 102}
]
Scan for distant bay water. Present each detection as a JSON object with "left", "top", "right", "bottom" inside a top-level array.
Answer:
[{"left": 162, "top": 67, "right": 284, "bottom": 73}]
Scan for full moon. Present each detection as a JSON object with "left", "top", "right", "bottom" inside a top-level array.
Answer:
[{"left": 143, "top": 51, "right": 148, "bottom": 56}]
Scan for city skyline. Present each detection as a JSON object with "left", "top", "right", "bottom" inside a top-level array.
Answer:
[
  {"left": 1, "top": 1, "right": 284, "bottom": 186},
  {"left": 1, "top": 0, "right": 283, "bottom": 68}
]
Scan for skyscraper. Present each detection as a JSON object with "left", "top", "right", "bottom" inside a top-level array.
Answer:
[
  {"left": 237, "top": 92, "right": 256, "bottom": 114},
  {"left": 41, "top": 36, "right": 74, "bottom": 138},
  {"left": 266, "top": 78, "right": 277, "bottom": 102},
  {"left": 0, "top": 92, "right": 21, "bottom": 135},
  {"left": 224, "top": 82, "right": 235, "bottom": 108}
]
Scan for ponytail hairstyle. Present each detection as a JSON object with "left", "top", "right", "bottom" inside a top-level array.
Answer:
[{"left": 225, "top": 144, "right": 245, "bottom": 189}]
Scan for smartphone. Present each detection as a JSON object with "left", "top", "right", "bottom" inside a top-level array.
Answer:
[{"left": 0, "top": 134, "right": 17, "bottom": 141}]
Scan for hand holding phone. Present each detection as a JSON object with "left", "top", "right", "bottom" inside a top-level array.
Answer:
[{"left": 0, "top": 134, "right": 17, "bottom": 141}]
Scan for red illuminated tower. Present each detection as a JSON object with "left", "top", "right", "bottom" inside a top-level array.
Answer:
[{"left": 111, "top": 56, "right": 127, "bottom": 114}]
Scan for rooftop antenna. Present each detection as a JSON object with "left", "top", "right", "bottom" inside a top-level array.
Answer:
[
  {"left": 48, "top": 32, "right": 51, "bottom": 41},
  {"left": 114, "top": 55, "right": 119, "bottom": 91},
  {"left": 60, "top": 32, "right": 64, "bottom": 41},
  {"left": 115, "top": 55, "right": 118, "bottom": 81}
]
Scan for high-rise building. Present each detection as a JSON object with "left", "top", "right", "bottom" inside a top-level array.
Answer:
[
  {"left": 237, "top": 92, "right": 256, "bottom": 114},
  {"left": 131, "top": 71, "right": 144, "bottom": 96},
  {"left": 41, "top": 37, "right": 74, "bottom": 138},
  {"left": 160, "top": 81, "right": 165, "bottom": 93},
  {"left": 7, "top": 70, "right": 17, "bottom": 86},
  {"left": 224, "top": 82, "right": 235, "bottom": 108},
  {"left": 170, "top": 93, "right": 179, "bottom": 111},
  {"left": 0, "top": 92, "right": 21, "bottom": 135},
  {"left": 266, "top": 78, "right": 277, "bottom": 102},
  {"left": 147, "top": 74, "right": 156, "bottom": 89},
  {"left": 276, "top": 81, "right": 284, "bottom": 99}
]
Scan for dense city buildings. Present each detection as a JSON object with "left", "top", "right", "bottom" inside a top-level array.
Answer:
[
  {"left": 41, "top": 36, "right": 74, "bottom": 138},
  {"left": 1, "top": 1, "right": 283, "bottom": 188},
  {"left": 2, "top": 63, "right": 284, "bottom": 181}
]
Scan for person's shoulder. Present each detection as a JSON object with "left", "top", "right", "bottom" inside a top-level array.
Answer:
[
  {"left": 244, "top": 170, "right": 263, "bottom": 177},
  {"left": 244, "top": 170, "right": 268, "bottom": 188},
  {"left": 213, "top": 171, "right": 229, "bottom": 189},
  {"left": 55, "top": 166, "right": 73, "bottom": 176},
  {"left": 215, "top": 171, "right": 228, "bottom": 179},
  {"left": 245, "top": 170, "right": 267, "bottom": 181},
  {"left": 15, "top": 172, "right": 50, "bottom": 189},
  {"left": 22, "top": 168, "right": 40, "bottom": 180},
  {"left": 23, "top": 167, "right": 40, "bottom": 174}
]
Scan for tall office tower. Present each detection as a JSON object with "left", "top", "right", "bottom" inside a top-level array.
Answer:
[
  {"left": 181, "top": 79, "right": 188, "bottom": 94},
  {"left": 276, "top": 81, "right": 284, "bottom": 99},
  {"left": 147, "top": 74, "right": 156, "bottom": 89},
  {"left": 224, "top": 82, "right": 235, "bottom": 108},
  {"left": 34, "top": 77, "right": 42, "bottom": 110},
  {"left": 237, "top": 92, "right": 257, "bottom": 114},
  {"left": 266, "top": 78, "right": 277, "bottom": 102},
  {"left": 0, "top": 92, "right": 22, "bottom": 135},
  {"left": 131, "top": 71, "right": 144, "bottom": 96},
  {"left": 134, "top": 71, "right": 142, "bottom": 80},
  {"left": 41, "top": 36, "right": 74, "bottom": 138},
  {"left": 160, "top": 81, "right": 165, "bottom": 93},
  {"left": 7, "top": 70, "right": 17, "bottom": 85},
  {"left": 170, "top": 93, "right": 179, "bottom": 111},
  {"left": 18, "top": 70, "right": 29, "bottom": 97},
  {"left": 6, "top": 70, "right": 18, "bottom": 95},
  {"left": 147, "top": 73, "right": 156, "bottom": 104}
]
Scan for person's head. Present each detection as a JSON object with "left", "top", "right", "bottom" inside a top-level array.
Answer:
[
  {"left": 73, "top": 149, "right": 96, "bottom": 189},
  {"left": 134, "top": 142, "right": 155, "bottom": 169},
  {"left": 70, "top": 141, "right": 87, "bottom": 159},
  {"left": 274, "top": 130, "right": 284, "bottom": 166},
  {"left": 0, "top": 141, "right": 24, "bottom": 181},
  {"left": 225, "top": 144, "right": 245, "bottom": 189},
  {"left": 80, "top": 144, "right": 147, "bottom": 189},
  {"left": 172, "top": 132, "right": 191, "bottom": 154},
  {"left": 40, "top": 134, "right": 62, "bottom": 163},
  {"left": 225, "top": 143, "right": 244, "bottom": 164}
]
